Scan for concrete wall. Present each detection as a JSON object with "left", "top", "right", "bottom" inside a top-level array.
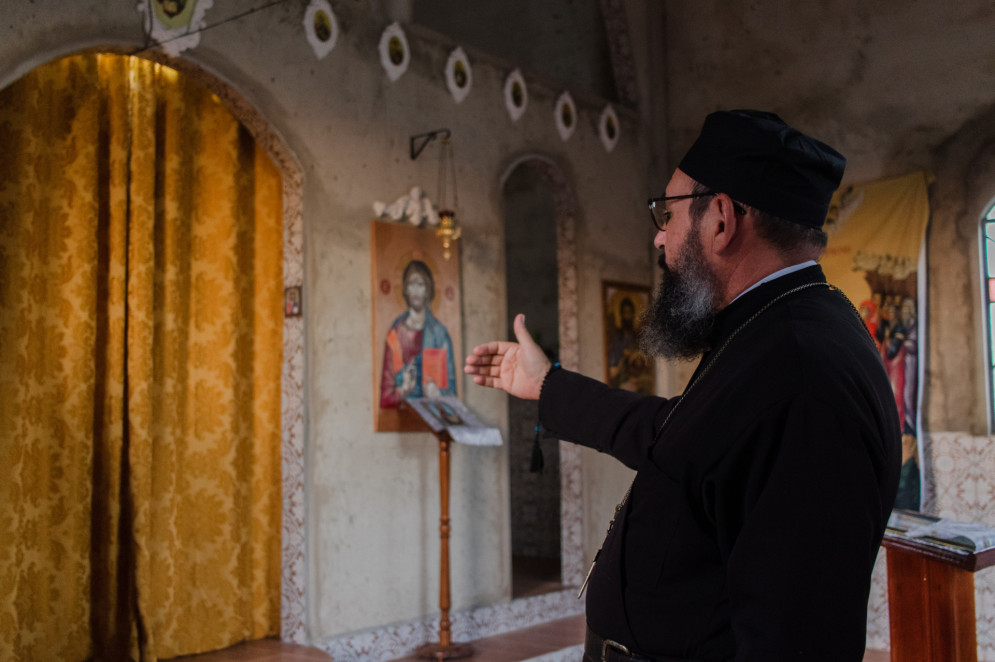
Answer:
[
  {"left": 663, "top": 0, "right": 995, "bottom": 435},
  {"left": 0, "top": 0, "right": 661, "bottom": 645}
]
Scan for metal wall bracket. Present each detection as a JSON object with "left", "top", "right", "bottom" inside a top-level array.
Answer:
[{"left": 410, "top": 129, "right": 451, "bottom": 160}]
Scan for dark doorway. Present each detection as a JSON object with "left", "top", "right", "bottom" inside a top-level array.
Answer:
[{"left": 502, "top": 163, "right": 563, "bottom": 598}]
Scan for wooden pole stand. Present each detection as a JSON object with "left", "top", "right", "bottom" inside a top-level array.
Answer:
[{"left": 416, "top": 433, "right": 474, "bottom": 660}]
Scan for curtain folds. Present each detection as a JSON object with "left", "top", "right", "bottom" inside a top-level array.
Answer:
[{"left": 0, "top": 53, "right": 282, "bottom": 662}]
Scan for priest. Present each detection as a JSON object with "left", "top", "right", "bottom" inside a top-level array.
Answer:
[{"left": 465, "top": 110, "right": 901, "bottom": 662}]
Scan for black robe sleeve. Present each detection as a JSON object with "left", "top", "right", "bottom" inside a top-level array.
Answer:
[{"left": 538, "top": 367, "right": 677, "bottom": 470}]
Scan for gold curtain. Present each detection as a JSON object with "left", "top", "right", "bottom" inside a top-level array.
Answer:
[{"left": 0, "top": 53, "right": 283, "bottom": 662}]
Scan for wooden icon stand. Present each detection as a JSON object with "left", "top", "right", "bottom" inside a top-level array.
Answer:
[
  {"left": 415, "top": 431, "right": 474, "bottom": 660},
  {"left": 882, "top": 520, "right": 995, "bottom": 662}
]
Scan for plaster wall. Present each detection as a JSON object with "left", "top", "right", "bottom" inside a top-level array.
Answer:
[
  {"left": 663, "top": 0, "right": 995, "bottom": 435},
  {"left": 0, "top": 0, "right": 661, "bottom": 644}
]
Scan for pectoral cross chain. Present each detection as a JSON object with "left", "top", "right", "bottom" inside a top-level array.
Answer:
[{"left": 578, "top": 486, "right": 631, "bottom": 599}]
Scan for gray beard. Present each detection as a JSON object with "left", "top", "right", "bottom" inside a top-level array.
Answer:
[{"left": 639, "top": 228, "right": 722, "bottom": 360}]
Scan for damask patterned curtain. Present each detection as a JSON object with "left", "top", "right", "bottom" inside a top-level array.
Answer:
[{"left": 0, "top": 53, "right": 283, "bottom": 661}]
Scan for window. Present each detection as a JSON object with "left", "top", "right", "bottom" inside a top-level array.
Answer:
[{"left": 982, "top": 204, "right": 995, "bottom": 427}]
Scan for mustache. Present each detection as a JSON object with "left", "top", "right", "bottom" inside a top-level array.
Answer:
[{"left": 657, "top": 251, "right": 670, "bottom": 274}]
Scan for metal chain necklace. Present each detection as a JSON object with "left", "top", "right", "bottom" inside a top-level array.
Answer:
[{"left": 578, "top": 280, "right": 851, "bottom": 598}]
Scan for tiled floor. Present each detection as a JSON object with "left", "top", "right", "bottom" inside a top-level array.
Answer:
[{"left": 166, "top": 616, "right": 893, "bottom": 662}]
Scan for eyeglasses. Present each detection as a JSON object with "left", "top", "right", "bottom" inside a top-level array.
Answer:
[
  {"left": 647, "top": 192, "right": 747, "bottom": 231},
  {"left": 647, "top": 192, "right": 716, "bottom": 231}
]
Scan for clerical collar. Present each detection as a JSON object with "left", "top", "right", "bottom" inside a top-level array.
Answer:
[{"left": 731, "top": 260, "right": 817, "bottom": 304}]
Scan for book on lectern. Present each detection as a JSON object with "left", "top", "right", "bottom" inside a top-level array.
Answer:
[
  {"left": 887, "top": 509, "right": 995, "bottom": 553},
  {"left": 405, "top": 396, "right": 502, "bottom": 447}
]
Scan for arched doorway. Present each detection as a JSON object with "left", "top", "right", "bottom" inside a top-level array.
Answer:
[
  {"left": 503, "top": 162, "right": 562, "bottom": 596},
  {"left": 501, "top": 156, "right": 584, "bottom": 596}
]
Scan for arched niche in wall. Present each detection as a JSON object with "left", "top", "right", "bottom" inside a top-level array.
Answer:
[
  {"left": 500, "top": 155, "right": 583, "bottom": 592},
  {"left": 0, "top": 48, "right": 308, "bottom": 644}
]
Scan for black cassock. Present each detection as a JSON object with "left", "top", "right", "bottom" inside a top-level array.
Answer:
[{"left": 540, "top": 265, "right": 901, "bottom": 662}]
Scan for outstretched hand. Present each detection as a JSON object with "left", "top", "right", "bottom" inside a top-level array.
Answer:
[{"left": 464, "top": 313, "right": 553, "bottom": 400}]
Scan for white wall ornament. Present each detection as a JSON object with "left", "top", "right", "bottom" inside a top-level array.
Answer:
[
  {"left": 378, "top": 22, "right": 410, "bottom": 82},
  {"left": 445, "top": 46, "right": 473, "bottom": 104},
  {"left": 373, "top": 186, "right": 440, "bottom": 227},
  {"left": 303, "top": 0, "right": 338, "bottom": 60},
  {"left": 554, "top": 91, "right": 577, "bottom": 141},
  {"left": 136, "top": 0, "right": 214, "bottom": 57},
  {"left": 503, "top": 69, "right": 528, "bottom": 122},
  {"left": 598, "top": 104, "right": 620, "bottom": 152}
]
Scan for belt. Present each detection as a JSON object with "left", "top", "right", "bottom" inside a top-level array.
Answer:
[{"left": 583, "top": 626, "right": 707, "bottom": 662}]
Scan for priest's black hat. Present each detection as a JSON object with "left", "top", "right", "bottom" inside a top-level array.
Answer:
[{"left": 677, "top": 109, "right": 846, "bottom": 229}]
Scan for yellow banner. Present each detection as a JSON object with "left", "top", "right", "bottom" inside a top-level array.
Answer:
[
  {"left": 821, "top": 170, "right": 931, "bottom": 511},
  {"left": 822, "top": 170, "right": 931, "bottom": 305}
]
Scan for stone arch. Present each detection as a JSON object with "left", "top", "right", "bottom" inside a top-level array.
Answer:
[{"left": 500, "top": 154, "right": 584, "bottom": 587}]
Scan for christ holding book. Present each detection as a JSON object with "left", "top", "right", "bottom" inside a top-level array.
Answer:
[{"left": 380, "top": 259, "right": 456, "bottom": 408}]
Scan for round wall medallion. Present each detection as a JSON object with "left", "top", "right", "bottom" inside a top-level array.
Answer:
[
  {"left": 379, "top": 22, "right": 410, "bottom": 82},
  {"left": 599, "top": 104, "right": 620, "bottom": 152},
  {"left": 503, "top": 69, "right": 528, "bottom": 121},
  {"left": 304, "top": 0, "right": 338, "bottom": 59},
  {"left": 555, "top": 91, "right": 577, "bottom": 141},
  {"left": 445, "top": 47, "right": 473, "bottom": 103}
]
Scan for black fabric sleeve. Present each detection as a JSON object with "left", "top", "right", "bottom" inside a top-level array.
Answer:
[
  {"left": 716, "top": 395, "right": 887, "bottom": 661},
  {"left": 538, "top": 368, "right": 675, "bottom": 470}
]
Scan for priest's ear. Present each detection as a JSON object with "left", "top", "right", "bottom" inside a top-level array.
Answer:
[{"left": 706, "top": 193, "right": 744, "bottom": 254}]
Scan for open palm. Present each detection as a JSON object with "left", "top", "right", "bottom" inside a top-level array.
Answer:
[{"left": 464, "top": 314, "right": 552, "bottom": 400}]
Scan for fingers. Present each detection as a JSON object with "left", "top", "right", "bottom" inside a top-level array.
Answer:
[
  {"left": 466, "top": 360, "right": 505, "bottom": 390},
  {"left": 464, "top": 351, "right": 500, "bottom": 382},
  {"left": 464, "top": 351, "right": 502, "bottom": 367},
  {"left": 471, "top": 374, "right": 500, "bottom": 388},
  {"left": 464, "top": 359, "right": 503, "bottom": 377},
  {"left": 470, "top": 340, "right": 505, "bottom": 356},
  {"left": 464, "top": 339, "right": 510, "bottom": 373}
]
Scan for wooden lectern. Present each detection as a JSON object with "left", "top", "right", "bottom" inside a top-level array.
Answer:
[
  {"left": 414, "top": 431, "right": 474, "bottom": 660},
  {"left": 403, "top": 397, "right": 501, "bottom": 660},
  {"left": 882, "top": 517, "right": 995, "bottom": 662}
]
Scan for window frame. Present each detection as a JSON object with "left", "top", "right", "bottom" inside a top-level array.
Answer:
[{"left": 980, "top": 203, "right": 995, "bottom": 431}]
